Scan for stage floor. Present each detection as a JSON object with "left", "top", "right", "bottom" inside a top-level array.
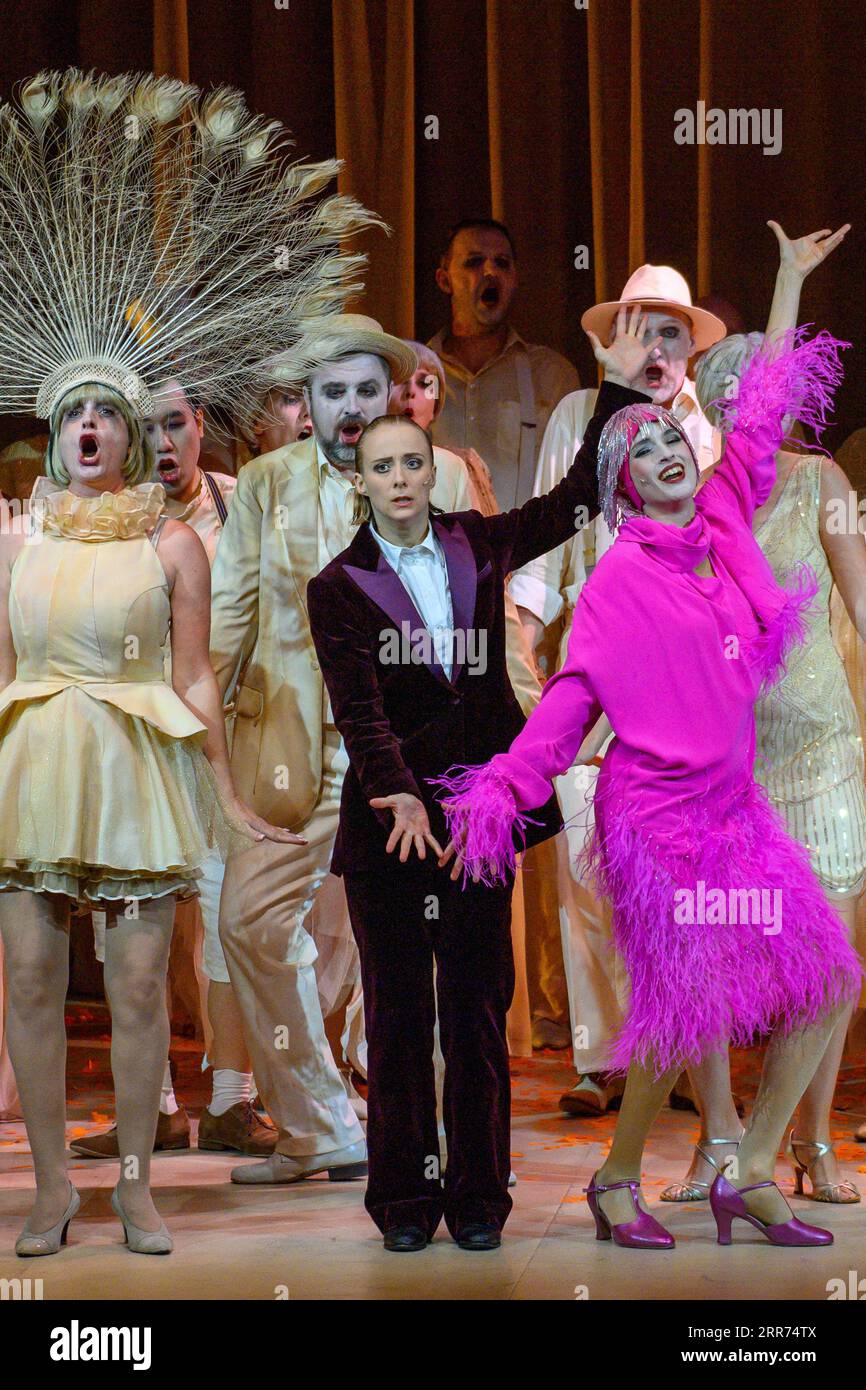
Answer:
[{"left": 2, "top": 1012, "right": 865, "bottom": 1301}]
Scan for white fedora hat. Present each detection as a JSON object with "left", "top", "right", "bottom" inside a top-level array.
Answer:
[{"left": 581, "top": 265, "right": 726, "bottom": 352}]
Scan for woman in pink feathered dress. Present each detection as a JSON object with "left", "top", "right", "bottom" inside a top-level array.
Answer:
[{"left": 435, "top": 325, "right": 861, "bottom": 1250}]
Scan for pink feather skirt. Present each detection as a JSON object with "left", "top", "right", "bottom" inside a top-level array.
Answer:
[{"left": 587, "top": 776, "right": 862, "bottom": 1076}]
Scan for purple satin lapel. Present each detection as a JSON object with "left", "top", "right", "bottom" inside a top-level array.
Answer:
[
  {"left": 433, "top": 518, "right": 477, "bottom": 685},
  {"left": 344, "top": 554, "right": 451, "bottom": 686},
  {"left": 343, "top": 518, "right": 478, "bottom": 688}
]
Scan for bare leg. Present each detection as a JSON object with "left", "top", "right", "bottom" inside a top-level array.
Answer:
[
  {"left": 102, "top": 895, "right": 175, "bottom": 1232},
  {"left": 791, "top": 893, "right": 860, "bottom": 1193},
  {"left": 662, "top": 1049, "right": 744, "bottom": 1197},
  {"left": 207, "top": 980, "right": 251, "bottom": 1073},
  {"left": 593, "top": 1058, "right": 681, "bottom": 1225},
  {"left": 0, "top": 891, "right": 72, "bottom": 1231},
  {"left": 734, "top": 1003, "right": 847, "bottom": 1224}
]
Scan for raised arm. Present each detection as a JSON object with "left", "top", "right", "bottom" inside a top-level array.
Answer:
[
  {"left": 477, "top": 309, "right": 657, "bottom": 574},
  {"left": 701, "top": 222, "right": 850, "bottom": 525},
  {"left": 765, "top": 221, "right": 850, "bottom": 346}
]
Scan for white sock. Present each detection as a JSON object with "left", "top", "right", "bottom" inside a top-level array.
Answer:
[
  {"left": 159, "top": 1061, "right": 180, "bottom": 1116},
  {"left": 209, "top": 1068, "right": 253, "bottom": 1117}
]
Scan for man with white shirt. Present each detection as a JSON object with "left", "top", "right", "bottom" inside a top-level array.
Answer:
[
  {"left": 209, "top": 316, "right": 482, "bottom": 1183},
  {"left": 509, "top": 267, "right": 725, "bottom": 1115},
  {"left": 429, "top": 219, "right": 580, "bottom": 511},
  {"left": 429, "top": 227, "right": 581, "bottom": 1047}
]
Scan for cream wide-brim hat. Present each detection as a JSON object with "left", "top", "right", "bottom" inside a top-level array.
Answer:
[
  {"left": 269, "top": 313, "right": 418, "bottom": 389},
  {"left": 581, "top": 265, "right": 726, "bottom": 353}
]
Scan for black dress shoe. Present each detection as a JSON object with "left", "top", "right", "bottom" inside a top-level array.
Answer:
[
  {"left": 455, "top": 1223, "right": 501, "bottom": 1251},
  {"left": 383, "top": 1225, "right": 429, "bottom": 1252}
]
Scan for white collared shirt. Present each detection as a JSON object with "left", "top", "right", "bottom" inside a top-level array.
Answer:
[
  {"left": 315, "top": 442, "right": 357, "bottom": 570},
  {"left": 371, "top": 523, "right": 455, "bottom": 679},
  {"left": 428, "top": 326, "right": 580, "bottom": 511}
]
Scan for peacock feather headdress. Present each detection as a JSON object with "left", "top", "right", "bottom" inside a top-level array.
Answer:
[{"left": 0, "top": 69, "right": 383, "bottom": 435}]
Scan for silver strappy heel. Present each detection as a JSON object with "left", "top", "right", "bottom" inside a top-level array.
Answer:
[{"left": 660, "top": 1137, "right": 742, "bottom": 1202}]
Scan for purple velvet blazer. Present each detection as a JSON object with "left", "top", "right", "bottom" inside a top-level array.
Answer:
[{"left": 307, "top": 380, "right": 647, "bottom": 876}]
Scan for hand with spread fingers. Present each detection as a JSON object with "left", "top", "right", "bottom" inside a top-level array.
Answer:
[
  {"left": 369, "top": 793, "right": 445, "bottom": 864},
  {"left": 765, "top": 218, "right": 851, "bottom": 345},
  {"left": 585, "top": 305, "right": 663, "bottom": 389},
  {"left": 767, "top": 220, "right": 851, "bottom": 281}
]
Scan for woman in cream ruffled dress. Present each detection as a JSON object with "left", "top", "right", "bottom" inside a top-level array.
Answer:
[{"left": 0, "top": 385, "right": 299, "bottom": 1256}]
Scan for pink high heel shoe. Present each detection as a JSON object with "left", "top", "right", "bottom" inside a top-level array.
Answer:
[
  {"left": 584, "top": 1172, "right": 675, "bottom": 1249},
  {"left": 709, "top": 1172, "right": 833, "bottom": 1246}
]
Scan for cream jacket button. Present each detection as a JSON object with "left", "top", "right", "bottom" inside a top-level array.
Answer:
[{"left": 310, "top": 658, "right": 320, "bottom": 670}]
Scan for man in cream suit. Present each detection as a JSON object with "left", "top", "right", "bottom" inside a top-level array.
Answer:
[{"left": 210, "top": 316, "right": 483, "bottom": 1182}]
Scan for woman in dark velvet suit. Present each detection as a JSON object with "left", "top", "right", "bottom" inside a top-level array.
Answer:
[{"left": 307, "top": 315, "right": 653, "bottom": 1252}]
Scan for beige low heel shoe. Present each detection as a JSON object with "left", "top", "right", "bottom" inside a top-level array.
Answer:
[
  {"left": 111, "top": 1187, "right": 173, "bottom": 1254},
  {"left": 15, "top": 1184, "right": 80, "bottom": 1257}
]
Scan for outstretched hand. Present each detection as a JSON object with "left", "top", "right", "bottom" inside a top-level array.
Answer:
[
  {"left": 585, "top": 305, "right": 662, "bottom": 389},
  {"left": 767, "top": 220, "right": 850, "bottom": 280},
  {"left": 370, "top": 792, "right": 445, "bottom": 864}
]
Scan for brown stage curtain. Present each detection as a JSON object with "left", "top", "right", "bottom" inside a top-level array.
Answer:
[
  {"left": 331, "top": 0, "right": 416, "bottom": 336},
  {"left": 153, "top": 0, "right": 189, "bottom": 80},
  {"left": 0, "top": 0, "right": 863, "bottom": 447}
]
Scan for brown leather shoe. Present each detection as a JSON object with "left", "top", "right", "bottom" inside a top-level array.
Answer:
[
  {"left": 69, "top": 1106, "right": 191, "bottom": 1158},
  {"left": 197, "top": 1101, "right": 278, "bottom": 1156}
]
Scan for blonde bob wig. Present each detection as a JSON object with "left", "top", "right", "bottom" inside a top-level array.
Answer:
[{"left": 46, "top": 381, "right": 155, "bottom": 488}]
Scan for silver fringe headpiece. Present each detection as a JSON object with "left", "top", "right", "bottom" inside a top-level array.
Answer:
[{"left": 597, "top": 403, "right": 698, "bottom": 531}]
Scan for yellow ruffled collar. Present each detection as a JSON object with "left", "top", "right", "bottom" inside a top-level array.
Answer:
[{"left": 29, "top": 477, "right": 166, "bottom": 541}]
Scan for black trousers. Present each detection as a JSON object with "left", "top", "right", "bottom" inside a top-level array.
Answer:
[{"left": 344, "top": 861, "right": 515, "bottom": 1238}]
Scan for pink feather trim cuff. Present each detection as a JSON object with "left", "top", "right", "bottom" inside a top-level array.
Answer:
[{"left": 428, "top": 763, "right": 537, "bottom": 887}]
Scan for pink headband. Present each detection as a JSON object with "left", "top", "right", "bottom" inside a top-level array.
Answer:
[{"left": 617, "top": 410, "right": 659, "bottom": 511}]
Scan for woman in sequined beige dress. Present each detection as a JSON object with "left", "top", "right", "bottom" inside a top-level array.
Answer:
[{"left": 662, "top": 221, "right": 866, "bottom": 1207}]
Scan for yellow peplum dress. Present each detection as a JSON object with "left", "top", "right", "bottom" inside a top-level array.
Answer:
[{"left": 0, "top": 478, "right": 230, "bottom": 902}]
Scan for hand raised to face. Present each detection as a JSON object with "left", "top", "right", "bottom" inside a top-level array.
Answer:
[{"left": 585, "top": 306, "right": 663, "bottom": 389}]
